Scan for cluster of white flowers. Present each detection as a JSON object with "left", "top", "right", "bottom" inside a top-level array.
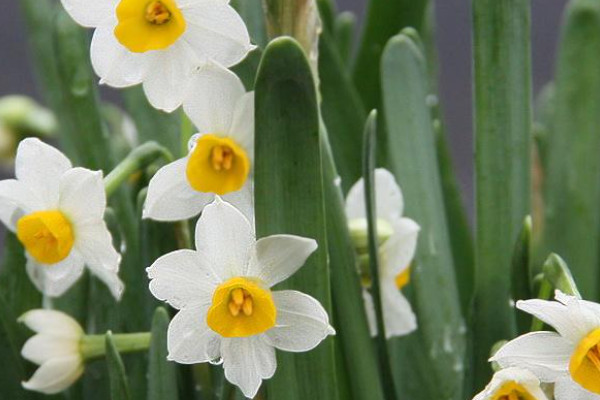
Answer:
[{"left": 0, "top": 0, "right": 425, "bottom": 397}]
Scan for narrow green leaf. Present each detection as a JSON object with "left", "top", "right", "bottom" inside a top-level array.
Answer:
[
  {"left": 471, "top": 0, "right": 531, "bottom": 390},
  {"left": 542, "top": 253, "right": 581, "bottom": 298},
  {"left": 541, "top": 0, "right": 600, "bottom": 300},
  {"left": 321, "top": 125, "right": 385, "bottom": 400},
  {"left": 381, "top": 32, "right": 466, "bottom": 400},
  {"left": 318, "top": 29, "right": 367, "bottom": 193},
  {"left": 362, "top": 110, "right": 396, "bottom": 400},
  {"left": 231, "top": 49, "right": 263, "bottom": 91},
  {"left": 332, "top": 12, "right": 356, "bottom": 66},
  {"left": 353, "top": 0, "right": 430, "bottom": 111},
  {"left": 148, "top": 308, "right": 178, "bottom": 400},
  {"left": 230, "top": 0, "right": 268, "bottom": 49},
  {"left": 106, "top": 332, "right": 132, "bottom": 400},
  {"left": 512, "top": 216, "right": 533, "bottom": 334},
  {"left": 255, "top": 37, "right": 338, "bottom": 400}
]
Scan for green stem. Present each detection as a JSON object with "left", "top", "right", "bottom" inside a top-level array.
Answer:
[
  {"left": 530, "top": 279, "right": 552, "bottom": 332},
  {"left": 80, "top": 332, "right": 151, "bottom": 361},
  {"left": 104, "top": 142, "right": 173, "bottom": 197},
  {"left": 363, "top": 111, "right": 396, "bottom": 399}
]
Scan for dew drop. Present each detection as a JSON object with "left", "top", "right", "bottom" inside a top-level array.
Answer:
[{"left": 209, "top": 357, "right": 223, "bottom": 365}]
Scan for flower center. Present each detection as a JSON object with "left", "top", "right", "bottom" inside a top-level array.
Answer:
[
  {"left": 569, "top": 328, "right": 600, "bottom": 394},
  {"left": 395, "top": 267, "right": 411, "bottom": 290},
  {"left": 207, "top": 277, "right": 276, "bottom": 338},
  {"left": 492, "top": 382, "right": 535, "bottom": 400},
  {"left": 16, "top": 210, "right": 74, "bottom": 265},
  {"left": 114, "top": 0, "right": 186, "bottom": 53},
  {"left": 145, "top": 1, "right": 171, "bottom": 24},
  {"left": 186, "top": 135, "right": 250, "bottom": 196}
]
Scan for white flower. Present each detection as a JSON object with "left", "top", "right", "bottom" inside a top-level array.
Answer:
[
  {"left": 147, "top": 197, "right": 335, "bottom": 398},
  {"left": 20, "top": 309, "right": 84, "bottom": 394},
  {"left": 345, "top": 168, "right": 420, "bottom": 339},
  {"left": 144, "top": 64, "right": 254, "bottom": 222},
  {"left": 60, "top": 0, "right": 254, "bottom": 112},
  {"left": 473, "top": 367, "right": 549, "bottom": 400},
  {"left": 0, "top": 138, "right": 123, "bottom": 299},
  {"left": 491, "top": 290, "right": 600, "bottom": 399}
]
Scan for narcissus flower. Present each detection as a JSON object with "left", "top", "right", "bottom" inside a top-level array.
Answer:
[
  {"left": 147, "top": 198, "right": 334, "bottom": 398},
  {"left": 0, "top": 138, "right": 123, "bottom": 298},
  {"left": 144, "top": 64, "right": 254, "bottom": 221},
  {"left": 60, "top": 0, "right": 254, "bottom": 111},
  {"left": 20, "top": 309, "right": 85, "bottom": 394},
  {"left": 473, "top": 367, "right": 549, "bottom": 400},
  {"left": 345, "top": 168, "right": 420, "bottom": 338},
  {"left": 492, "top": 291, "right": 600, "bottom": 399}
]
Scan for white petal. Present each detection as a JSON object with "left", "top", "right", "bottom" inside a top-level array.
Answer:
[
  {"left": 59, "top": 168, "right": 106, "bottom": 223},
  {"left": 362, "top": 290, "right": 378, "bottom": 337},
  {"left": 143, "top": 158, "right": 213, "bottom": 221},
  {"left": 228, "top": 92, "right": 255, "bottom": 160},
  {"left": 167, "top": 305, "right": 221, "bottom": 364},
  {"left": 15, "top": 138, "right": 72, "bottom": 209},
  {"left": 59, "top": 0, "right": 117, "bottom": 27},
  {"left": 74, "top": 221, "right": 123, "bottom": 300},
  {"left": 554, "top": 376, "right": 600, "bottom": 400},
  {"left": 474, "top": 367, "right": 550, "bottom": 400},
  {"left": 90, "top": 25, "right": 147, "bottom": 88},
  {"left": 19, "top": 309, "right": 83, "bottom": 338},
  {"left": 181, "top": 1, "right": 253, "bottom": 68},
  {"left": 142, "top": 41, "right": 200, "bottom": 112},
  {"left": 22, "top": 355, "right": 83, "bottom": 394},
  {"left": 26, "top": 253, "right": 85, "bottom": 298},
  {"left": 490, "top": 332, "right": 573, "bottom": 382},
  {"left": 183, "top": 63, "right": 246, "bottom": 135},
  {"left": 22, "top": 334, "right": 79, "bottom": 365},
  {"left": 147, "top": 249, "right": 218, "bottom": 309},
  {"left": 517, "top": 298, "right": 596, "bottom": 344},
  {"left": 264, "top": 290, "right": 334, "bottom": 352},
  {"left": 246, "top": 235, "right": 317, "bottom": 287},
  {"left": 380, "top": 281, "right": 417, "bottom": 338},
  {"left": 0, "top": 179, "right": 43, "bottom": 231},
  {"left": 221, "top": 336, "right": 276, "bottom": 398},
  {"left": 194, "top": 198, "right": 254, "bottom": 279},
  {"left": 345, "top": 168, "right": 404, "bottom": 222},
  {"left": 380, "top": 217, "right": 420, "bottom": 277},
  {"left": 221, "top": 180, "right": 254, "bottom": 225}
]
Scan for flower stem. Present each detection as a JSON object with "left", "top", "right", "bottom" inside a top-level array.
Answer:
[
  {"left": 180, "top": 110, "right": 195, "bottom": 158},
  {"left": 104, "top": 142, "right": 173, "bottom": 197},
  {"left": 80, "top": 332, "right": 151, "bottom": 361}
]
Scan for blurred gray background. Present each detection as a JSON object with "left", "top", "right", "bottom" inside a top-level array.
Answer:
[{"left": 0, "top": 0, "right": 569, "bottom": 214}]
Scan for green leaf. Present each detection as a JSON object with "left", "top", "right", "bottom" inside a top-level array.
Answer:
[
  {"left": 148, "top": 308, "right": 178, "bottom": 400},
  {"left": 471, "top": 0, "right": 531, "bottom": 390},
  {"left": 512, "top": 216, "right": 533, "bottom": 334},
  {"left": 321, "top": 125, "right": 385, "bottom": 400},
  {"left": 230, "top": 0, "right": 268, "bottom": 49},
  {"left": 353, "top": 0, "right": 430, "bottom": 111},
  {"left": 106, "top": 332, "right": 132, "bottom": 400},
  {"left": 332, "top": 12, "right": 356, "bottom": 66},
  {"left": 318, "top": 29, "right": 366, "bottom": 193},
  {"left": 542, "top": 253, "right": 581, "bottom": 298},
  {"left": 381, "top": 31, "right": 466, "bottom": 400},
  {"left": 255, "top": 37, "right": 338, "bottom": 400},
  {"left": 541, "top": 0, "right": 600, "bottom": 300}
]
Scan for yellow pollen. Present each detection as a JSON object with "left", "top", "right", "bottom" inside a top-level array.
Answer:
[
  {"left": 186, "top": 135, "right": 250, "bottom": 196},
  {"left": 145, "top": 1, "right": 171, "bottom": 24},
  {"left": 491, "top": 382, "right": 535, "bottom": 400},
  {"left": 207, "top": 277, "right": 276, "bottom": 338},
  {"left": 17, "top": 210, "right": 74, "bottom": 265},
  {"left": 395, "top": 266, "right": 411, "bottom": 290},
  {"left": 114, "top": 0, "right": 186, "bottom": 53},
  {"left": 570, "top": 328, "right": 600, "bottom": 394}
]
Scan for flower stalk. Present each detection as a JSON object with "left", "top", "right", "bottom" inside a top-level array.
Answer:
[
  {"left": 104, "top": 141, "right": 173, "bottom": 197},
  {"left": 80, "top": 332, "right": 151, "bottom": 361}
]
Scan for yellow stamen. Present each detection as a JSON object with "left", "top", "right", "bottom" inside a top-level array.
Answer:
[
  {"left": 207, "top": 277, "right": 276, "bottom": 338},
  {"left": 569, "top": 328, "right": 600, "bottom": 394},
  {"left": 186, "top": 135, "right": 250, "bottom": 196},
  {"left": 491, "top": 381, "right": 535, "bottom": 400},
  {"left": 17, "top": 210, "right": 74, "bottom": 265},
  {"left": 114, "top": 0, "right": 186, "bottom": 53},
  {"left": 395, "top": 266, "right": 411, "bottom": 290}
]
